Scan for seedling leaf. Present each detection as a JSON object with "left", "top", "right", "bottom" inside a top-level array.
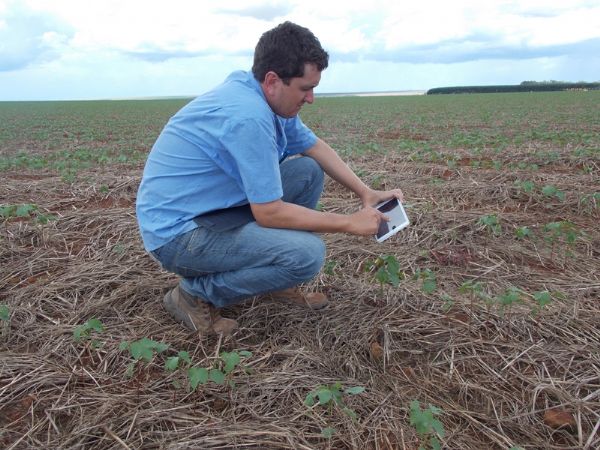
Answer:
[
  {"left": 209, "top": 368, "right": 225, "bottom": 385},
  {"left": 304, "top": 393, "right": 316, "bottom": 407},
  {"left": 317, "top": 388, "right": 333, "bottom": 405},
  {"left": 188, "top": 367, "right": 209, "bottom": 389},
  {"left": 0, "top": 305, "right": 9, "bottom": 321},
  {"left": 15, "top": 204, "right": 37, "bottom": 217},
  {"left": 321, "top": 427, "right": 335, "bottom": 438},
  {"left": 165, "top": 357, "right": 180, "bottom": 372},
  {"left": 344, "top": 386, "right": 365, "bottom": 395},
  {"left": 220, "top": 351, "right": 241, "bottom": 374}
]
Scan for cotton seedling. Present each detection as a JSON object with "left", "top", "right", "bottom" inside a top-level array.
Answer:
[
  {"left": 513, "top": 179, "right": 535, "bottom": 195},
  {"left": 495, "top": 286, "right": 524, "bottom": 319},
  {"left": 541, "top": 184, "right": 565, "bottom": 202},
  {"left": 165, "top": 351, "right": 192, "bottom": 372},
  {"left": 579, "top": 192, "right": 599, "bottom": 213},
  {"left": 413, "top": 268, "right": 437, "bottom": 294},
  {"left": 542, "top": 221, "right": 579, "bottom": 261},
  {"left": 188, "top": 350, "right": 252, "bottom": 390},
  {"left": 0, "top": 305, "right": 9, "bottom": 322},
  {"left": 304, "top": 382, "right": 365, "bottom": 437},
  {"left": 530, "top": 290, "right": 564, "bottom": 315},
  {"left": 0, "top": 304, "right": 9, "bottom": 337},
  {"left": 459, "top": 280, "right": 492, "bottom": 314},
  {"left": 0, "top": 203, "right": 37, "bottom": 219},
  {"left": 120, "top": 338, "right": 169, "bottom": 377},
  {"left": 323, "top": 260, "right": 337, "bottom": 276},
  {"left": 365, "top": 255, "right": 403, "bottom": 291},
  {"left": 478, "top": 214, "right": 502, "bottom": 236},
  {"left": 0, "top": 203, "right": 56, "bottom": 224},
  {"left": 514, "top": 226, "right": 533, "bottom": 240},
  {"left": 73, "top": 318, "right": 104, "bottom": 348},
  {"left": 164, "top": 350, "right": 192, "bottom": 389},
  {"left": 409, "top": 400, "right": 445, "bottom": 450},
  {"left": 496, "top": 286, "right": 522, "bottom": 306}
]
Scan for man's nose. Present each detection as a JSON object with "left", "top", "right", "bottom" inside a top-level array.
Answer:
[{"left": 304, "top": 90, "right": 314, "bottom": 104}]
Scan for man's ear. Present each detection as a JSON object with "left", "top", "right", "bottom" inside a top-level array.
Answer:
[{"left": 262, "top": 71, "right": 280, "bottom": 96}]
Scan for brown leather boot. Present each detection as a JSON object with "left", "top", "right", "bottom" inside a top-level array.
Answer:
[
  {"left": 163, "top": 286, "right": 238, "bottom": 335},
  {"left": 267, "top": 287, "right": 328, "bottom": 310}
]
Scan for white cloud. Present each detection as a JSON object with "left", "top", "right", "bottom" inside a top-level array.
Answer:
[{"left": 0, "top": 0, "right": 598, "bottom": 99}]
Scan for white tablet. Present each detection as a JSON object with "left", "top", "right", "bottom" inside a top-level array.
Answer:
[{"left": 375, "top": 197, "right": 410, "bottom": 243}]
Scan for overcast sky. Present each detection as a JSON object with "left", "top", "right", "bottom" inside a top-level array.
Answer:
[{"left": 1, "top": 0, "right": 599, "bottom": 101}]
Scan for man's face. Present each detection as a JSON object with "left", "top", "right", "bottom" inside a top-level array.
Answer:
[{"left": 263, "top": 63, "right": 321, "bottom": 118}]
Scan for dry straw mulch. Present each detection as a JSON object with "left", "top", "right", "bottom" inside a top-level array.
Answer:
[{"left": 1, "top": 154, "right": 599, "bottom": 449}]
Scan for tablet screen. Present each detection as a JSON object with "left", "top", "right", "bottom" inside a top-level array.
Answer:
[{"left": 375, "top": 198, "right": 410, "bottom": 242}]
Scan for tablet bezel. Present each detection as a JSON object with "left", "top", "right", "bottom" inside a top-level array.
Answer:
[{"left": 374, "top": 197, "right": 410, "bottom": 243}]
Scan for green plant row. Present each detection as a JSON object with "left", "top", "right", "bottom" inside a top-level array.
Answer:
[{"left": 0, "top": 203, "right": 56, "bottom": 224}]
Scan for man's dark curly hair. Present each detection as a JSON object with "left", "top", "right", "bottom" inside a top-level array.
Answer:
[{"left": 252, "top": 22, "right": 329, "bottom": 84}]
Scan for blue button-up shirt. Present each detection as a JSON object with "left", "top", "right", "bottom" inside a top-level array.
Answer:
[{"left": 136, "top": 71, "right": 317, "bottom": 251}]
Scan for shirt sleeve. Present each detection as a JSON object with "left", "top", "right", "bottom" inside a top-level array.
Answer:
[{"left": 218, "top": 117, "right": 283, "bottom": 204}]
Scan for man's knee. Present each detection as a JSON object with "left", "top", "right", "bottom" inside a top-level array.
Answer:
[{"left": 288, "top": 233, "right": 326, "bottom": 280}]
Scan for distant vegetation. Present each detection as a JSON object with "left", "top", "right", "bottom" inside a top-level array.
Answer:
[{"left": 427, "top": 81, "right": 600, "bottom": 95}]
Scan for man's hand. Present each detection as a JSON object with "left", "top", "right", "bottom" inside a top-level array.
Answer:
[
  {"left": 346, "top": 206, "right": 388, "bottom": 236},
  {"left": 361, "top": 188, "right": 404, "bottom": 208}
]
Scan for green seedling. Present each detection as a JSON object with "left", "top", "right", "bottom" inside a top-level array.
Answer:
[
  {"left": 188, "top": 350, "right": 252, "bottom": 390},
  {"left": 0, "top": 304, "right": 9, "bottom": 337},
  {"left": 0, "top": 203, "right": 56, "bottom": 224},
  {"left": 579, "top": 192, "right": 600, "bottom": 213},
  {"left": 1, "top": 203, "right": 37, "bottom": 219},
  {"left": 530, "top": 290, "right": 564, "bottom": 315},
  {"left": 371, "top": 174, "right": 385, "bottom": 190},
  {"left": 305, "top": 382, "right": 365, "bottom": 437},
  {"left": 533, "top": 290, "right": 552, "bottom": 309},
  {"left": 320, "top": 427, "right": 336, "bottom": 439},
  {"left": 478, "top": 214, "right": 501, "bottom": 235},
  {"left": 120, "top": 338, "right": 169, "bottom": 377},
  {"left": 514, "top": 226, "right": 533, "bottom": 240},
  {"left": 413, "top": 268, "right": 437, "bottom": 294},
  {"left": 165, "top": 350, "right": 192, "bottom": 389},
  {"left": 323, "top": 260, "right": 337, "bottom": 276},
  {"left": 409, "top": 400, "right": 445, "bottom": 450},
  {"left": 543, "top": 221, "right": 578, "bottom": 245},
  {"left": 0, "top": 305, "right": 9, "bottom": 322},
  {"left": 496, "top": 286, "right": 522, "bottom": 307},
  {"left": 365, "top": 255, "right": 403, "bottom": 291},
  {"left": 495, "top": 286, "right": 524, "bottom": 320},
  {"left": 543, "top": 221, "right": 579, "bottom": 261},
  {"left": 439, "top": 293, "right": 454, "bottom": 311},
  {"left": 73, "top": 318, "right": 104, "bottom": 348},
  {"left": 165, "top": 351, "right": 192, "bottom": 372},
  {"left": 541, "top": 184, "right": 565, "bottom": 202},
  {"left": 459, "top": 280, "right": 493, "bottom": 314},
  {"left": 514, "top": 179, "right": 536, "bottom": 195}
]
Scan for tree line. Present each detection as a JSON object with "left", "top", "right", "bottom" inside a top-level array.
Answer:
[{"left": 427, "top": 81, "right": 600, "bottom": 95}]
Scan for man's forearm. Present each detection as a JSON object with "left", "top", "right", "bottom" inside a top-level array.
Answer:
[
  {"left": 303, "top": 138, "right": 371, "bottom": 199},
  {"left": 251, "top": 200, "right": 351, "bottom": 233}
]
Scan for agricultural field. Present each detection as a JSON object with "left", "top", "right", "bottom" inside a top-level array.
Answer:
[{"left": 1, "top": 91, "right": 599, "bottom": 449}]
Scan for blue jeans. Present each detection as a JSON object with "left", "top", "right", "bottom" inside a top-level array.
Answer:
[{"left": 151, "top": 156, "right": 326, "bottom": 307}]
